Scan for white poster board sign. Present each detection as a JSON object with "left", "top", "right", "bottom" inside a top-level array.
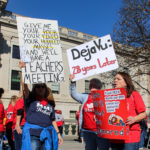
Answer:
[
  {"left": 67, "top": 35, "right": 119, "bottom": 81},
  {"left": 17, "top": 17, "right": 64, "bottom": 84}
]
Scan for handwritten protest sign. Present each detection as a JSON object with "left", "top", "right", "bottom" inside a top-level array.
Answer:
[
  {"left": 92, "top": 88, "right": 129, "bottom": 140},
  {"left": 67, "top": 35, "right": 118, "bottom": 81},
  {"left": 17, "top": 17, "right": 64, "bottom": 84}
]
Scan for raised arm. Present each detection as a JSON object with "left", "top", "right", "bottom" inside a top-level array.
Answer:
[
  {"left": 69, "top": 74, "right": 88, "bottom": 104},
  {"left": 19, "top": 61, "right": 30, "bottom": 99}
]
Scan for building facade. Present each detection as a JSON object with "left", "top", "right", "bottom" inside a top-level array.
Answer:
[{"left": 0, "top": 10, "right": 150, "bottom": 130}]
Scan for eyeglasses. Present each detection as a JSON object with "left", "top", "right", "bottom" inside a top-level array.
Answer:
[{"left": 35, "top": 85, "right": 45, "bottom": 89}]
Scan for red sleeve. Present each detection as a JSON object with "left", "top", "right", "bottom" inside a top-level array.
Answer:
[
  {"left": 16, "top": 99, "right": 24, "bottom": 110},
  {"left": 133, "top": 91, "right": 146, "bottom": 114},
  {"left": 0, "top": 104, "right": 4, "bottom": 122}
]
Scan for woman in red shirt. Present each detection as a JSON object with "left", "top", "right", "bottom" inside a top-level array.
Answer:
[
  {"left": 0, "top": 88, "right": 5, "bottom": 150},
  {"left": 110, "top": 72, "right": 146, "bottom": 150},
  {"left": 13, "top": 92, "right": 26, "bottom": 150},
  {"left": 5, "top": 95, "right": 18, "bottom": 150},
  {"left": 70, "top": 74, "right": 109, "bottom": 150}
]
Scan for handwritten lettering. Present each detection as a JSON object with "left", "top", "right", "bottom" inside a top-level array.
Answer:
[
  {"left": 17, "top": 17, "right": 64, "bottom": 83},
  {"left": 97, "top": 57, "right": 116, "bottom": 68},
  {"left": 72, "top": 65, "right": 97, "bottom": 75},
  {"left": 71, "top": 38, "right": 112, "bottom": 61}
]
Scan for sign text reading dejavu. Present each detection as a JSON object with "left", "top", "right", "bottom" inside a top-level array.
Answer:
[{"left": 71, "top": 38, "right": 112, "bottom": 61}]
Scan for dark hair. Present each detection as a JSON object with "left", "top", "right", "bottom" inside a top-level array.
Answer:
[
  {"left": 0, "top": 88, "right": 4, "bottom": 99},
  {"left": 117, "top": 72, "right": 135, "bottom": 97},
  {"left": 31, "top": 84, "right": 55, "bottom": 107},
  {"left": 32, "top": 83, "right": 49, "bottom": 98},
  {"left": 89, "top": 78, "right": 102, "bottom": 90},
  {"left": 47, "top": 88, "right": 55, "bottom": 107}
]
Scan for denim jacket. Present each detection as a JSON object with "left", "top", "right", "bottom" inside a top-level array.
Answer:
[{"left": 70, "top": 82, "right": 97, "bottom": 134}]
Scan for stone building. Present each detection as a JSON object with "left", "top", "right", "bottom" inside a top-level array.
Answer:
[{"left": 0, "top": 10, "right": 150, "bottom": 135}]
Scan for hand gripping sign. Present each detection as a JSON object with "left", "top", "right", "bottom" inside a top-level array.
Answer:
[
  {"left": 92, "top": 88, "right": 129, "bottom": 140},
  {"left": 67, "top": 34, "right": 119, "bottom": 81}
]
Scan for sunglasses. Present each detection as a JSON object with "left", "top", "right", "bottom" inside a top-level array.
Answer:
[{"left": 35, "top": 85, "right": 45, "bottom": 89}]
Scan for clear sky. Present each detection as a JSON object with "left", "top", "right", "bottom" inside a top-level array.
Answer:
[{"left": 6, "top": 0, "right": 123, "bottom": 37}]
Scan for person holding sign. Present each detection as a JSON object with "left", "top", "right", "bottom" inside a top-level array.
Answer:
[
  {"left": 69, "top": 74, "right": 109, "bottom": 150},
  {"left": 19, "top": 62, "right": 63, "bottom": 150},
  {"left": 110, "top": 72, "right": 146, "bottom": 150}
]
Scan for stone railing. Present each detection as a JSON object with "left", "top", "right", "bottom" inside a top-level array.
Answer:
[{"left": 63, "top": 122, "right": 78, "bottom": 136}]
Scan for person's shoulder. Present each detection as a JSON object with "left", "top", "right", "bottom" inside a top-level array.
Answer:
[
  {"left": 0, "top": 103, "right": 4, "bottom": 107},
  {"left": 132, "top": 91, "right": 141, "bottom": 97},
  {"left": 48, "top": 101, "right": 55, "bottom": 107},
  {"left": 16, "top": 98, "right": 23, "bottom": 105},
  {"left": 132, "top": 91, "right": 144, "bottom": 102},
  {"left": 17, "top": 98, "right": 23, "bottom": 102}
]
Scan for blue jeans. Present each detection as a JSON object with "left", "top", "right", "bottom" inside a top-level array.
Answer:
[
  {"left": 83, "top": 131, "right": 110, "bottom": 150},
  {"left": 111, "top": 142, "right": 139, "bottom": 150},
  {"left": 31, "top": 135, "right": 46, "bottom": 150},
  {"left": 14, "top": 130, "right": 22, "bottom": 150},
  {"left": 139, "top": 129, "right": 148, "bottom": 148},
  {"left": 0, "top": 132, "right": 3, "bottom": 150}
]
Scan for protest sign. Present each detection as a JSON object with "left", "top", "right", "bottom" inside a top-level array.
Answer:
[
  {"left": 67, "top": 35, "right": 119, "bottom": 81},
  {"left": 92, "top": 88, "right": 129, "bottom": 140},
  {"left": 17, "top": 16, "right": 64, "bottom": 84}
]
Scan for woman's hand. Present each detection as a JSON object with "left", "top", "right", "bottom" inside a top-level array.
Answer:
[
  {"left": 126, "top": 116, "right": 136, "bottom": 125},
  {"left": 69, "top": 74, "right": 75, "bottom": 81},
  {"left": 19, "top": 61, "right": 26, "bottom": 69},
  {"left": 58, "top": 133, "right": 63, "bottom": 145}
]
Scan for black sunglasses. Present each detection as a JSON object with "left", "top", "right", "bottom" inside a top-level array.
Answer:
[{"left": 35, "top": 85, "right": 45, "bottom": 89}]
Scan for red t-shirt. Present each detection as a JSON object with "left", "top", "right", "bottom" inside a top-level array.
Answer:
[
  {"left": 125, "top": 91, "right": 146, "bottom": 143},
  {"left": 0, "top": 103, "right": 5, "bottom": 132},
  {"left": 83, "top": 94, "right": 97, "bottom": 131},
  {"left": 12, "top": 98, "right": 26, "bottom": 130},
  {"left": 5, "top": 104, "right": 15, "bottom": 129},
  {"left": 111, "top": 91, "right": 146, "bottom": 143}
]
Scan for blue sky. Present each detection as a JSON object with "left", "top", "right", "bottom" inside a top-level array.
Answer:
[{"left": 6, "top": 0, "right": 123, "bottom": 37}]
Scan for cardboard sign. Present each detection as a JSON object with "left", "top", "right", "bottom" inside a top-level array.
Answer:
[
  {"left": 92, "top": 88, "right": 129, "bottom": 140},
  {"left": 67, "top": 35, "right": 119, "bottom": 81},
  {"left": 17, "top": 17, "right": 64, "bottom": 84}
]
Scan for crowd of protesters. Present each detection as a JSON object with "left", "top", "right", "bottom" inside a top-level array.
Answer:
[{"left": 0, "top": 64, "right": 148, "bottom": 150}]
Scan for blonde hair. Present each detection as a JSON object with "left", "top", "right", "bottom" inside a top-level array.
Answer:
[{"left": 9, "top": 95, "right": 18, "bottom": 106}]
